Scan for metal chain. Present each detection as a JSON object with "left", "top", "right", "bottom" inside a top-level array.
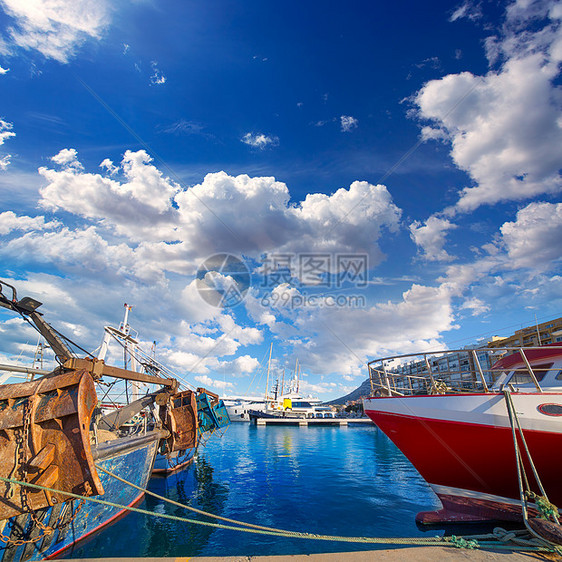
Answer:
[
  {"left": 5, "top": 428, "right": 22, "bottom": 499},
  {"left": 19, "top": 397, "right": 55, "bottom": 536},
  {"left": 54, "top": 499, "right": 85, "bottom": 531},
  {"left": 0, "top": 397, "right": 54, "bottom": 546}
]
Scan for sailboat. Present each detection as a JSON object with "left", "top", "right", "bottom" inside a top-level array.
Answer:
[{"left": 223, "top": 346, "right": 327, "bottom": 421}]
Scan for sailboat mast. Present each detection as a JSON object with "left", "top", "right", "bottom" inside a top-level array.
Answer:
[{"left": 264, "top": 342, "right": 273, "bottom": 400}]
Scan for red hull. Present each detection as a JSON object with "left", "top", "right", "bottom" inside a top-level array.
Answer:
[{"left": 366, "top": 410, "right": 562, "bottom": 522}]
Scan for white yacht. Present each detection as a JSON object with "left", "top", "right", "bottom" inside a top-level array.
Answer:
[
  {"left": 224, "top": 352, "right": 325, "bottom": 421},
  {"left": 223, "top": 396, "right": 265, "bottom": 421}
]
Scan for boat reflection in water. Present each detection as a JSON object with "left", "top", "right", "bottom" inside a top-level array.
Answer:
[
  {"left": 144, "top": 456, "right": 229, "bottom": 557},
  {"left": 65, "top": 423, "right": 443, "bottom": 558}
]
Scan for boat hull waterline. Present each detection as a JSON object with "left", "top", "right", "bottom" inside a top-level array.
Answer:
[{"left": 152, "top": 448, "right": 196, "bottom": 475}]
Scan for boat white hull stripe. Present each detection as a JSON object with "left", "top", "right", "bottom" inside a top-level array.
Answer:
[{"left": 363, "top": 392, "right": 562, "bottom": 433}]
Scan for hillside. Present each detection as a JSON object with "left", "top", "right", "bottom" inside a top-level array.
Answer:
[{"left": 327, "top": 377, "right": 371, "bottom": 405}]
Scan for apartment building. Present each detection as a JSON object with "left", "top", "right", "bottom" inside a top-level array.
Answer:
[{"left": 487, "top": 317, "right": 562, "bottom": 348}]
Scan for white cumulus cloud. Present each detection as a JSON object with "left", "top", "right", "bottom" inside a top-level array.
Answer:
[
  {"left": 149, "top": 61, "right": 166, "bottom": 85},
  {"left": 0, "top": 118, "right": 15, "bottom": 145},
  {"left": 241, "top": 132, "right": 279, "bottom": 149},
  {"left": 409, "top": 216, "right": 457, "bottom": 262},
  {"left": 0, "top": 155, "right": 11, "bottom": 170},
  {"left": 0, "top": 0, "right": 110, "bottom": 63},
  {"left": 35, "top": 152, "right": 403, "bottom": 278},
  {"left": 0, "top": 211, "right": 58, "bottom": 235},
  {"left": 416, "top": 4, "right": 562, "bottom": 213},
  {"left": 340, "top": 115, "right": 358, "bottom": 132},
  {"left": 500, "top": 201, "right": 562, "bottom": 270},
  {"left": 50, "top": 147, "right": 83, "bottom": 170}
]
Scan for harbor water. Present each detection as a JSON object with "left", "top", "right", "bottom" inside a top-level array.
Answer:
[{"left": 65, "top": 423, "right": 443, "bottom": 558}]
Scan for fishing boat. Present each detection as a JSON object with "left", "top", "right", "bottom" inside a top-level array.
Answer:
[
  {"left": 247, "top": 399, "right": 335, "bottom": 422},
  {"left": 363, "top": 344, "right": 562, "bottom": 536},
  {"left": 0, "top": 281, "right": 228, "bottom": 560},
  {"left": 95, "top": 305, "right": 229, "bottom": 475},
  {"left": 229, "top": 390, "right": 326, "bottom": 422}
]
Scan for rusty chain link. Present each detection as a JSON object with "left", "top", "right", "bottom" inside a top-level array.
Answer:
[{"left": 0, "top": 397, "right": 54, "bottom": 546}]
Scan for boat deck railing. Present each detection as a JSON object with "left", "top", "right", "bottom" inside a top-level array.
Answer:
[{"left": 367, "top": 345, "right": 562, "bottom": 396}]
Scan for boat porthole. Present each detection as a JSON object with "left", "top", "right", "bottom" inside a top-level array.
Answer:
[{"left": 537, "top": 403, "right": 562, "bottom": 416}]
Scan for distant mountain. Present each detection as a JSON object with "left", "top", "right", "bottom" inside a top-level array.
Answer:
[{"left": 327, "top": 378, "right": 371, "bottom": 405}]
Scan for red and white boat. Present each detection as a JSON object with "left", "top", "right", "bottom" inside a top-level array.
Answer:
[{"left": 363, "top": 345, "right": 562, "bottom": 525}]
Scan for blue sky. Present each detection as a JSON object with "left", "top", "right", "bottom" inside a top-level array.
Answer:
[{"left": 0, "top": 0, "right": 561, "bottom": 400}]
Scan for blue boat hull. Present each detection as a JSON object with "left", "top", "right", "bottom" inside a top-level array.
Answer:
[
  {"left": 152, "top": 447, "right": 196, "bottom": 475},
  {"left": 0, "top": 433, "right": 159, "bottom": 562}
]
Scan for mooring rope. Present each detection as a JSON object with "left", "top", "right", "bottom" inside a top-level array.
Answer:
[
  {"left": 0, "top": 475, "right": 555, "bottom": 552},
  {"left": 503, "top": 389, "right": 562, "bottom": 550},
  {"left": 95, "top": 464, "right": 298, "bottom": 534}
]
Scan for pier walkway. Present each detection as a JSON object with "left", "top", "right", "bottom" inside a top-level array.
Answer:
[
  {"left": 59, "top": 546, "right": 558, "bottom": 561},
  {"left": 253, "top": 418, "right": 373, "bottom": 426}
]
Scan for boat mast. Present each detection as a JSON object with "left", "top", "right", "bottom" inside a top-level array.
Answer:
[
  {"left": 264, "top": 342, "right": 273, "bottom": 401},
  {"left": 120, "top": 304, "right": 141, "bottom": 401}
]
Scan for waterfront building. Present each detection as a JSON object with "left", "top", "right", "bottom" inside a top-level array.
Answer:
[
  {"left": 487, "top": 317, "right": 562, "bottom": 348},
  {"left": 384, "top": 346, "right": 497, "bottom": 390}
]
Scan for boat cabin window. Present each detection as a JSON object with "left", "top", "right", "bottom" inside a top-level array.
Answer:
[
  {"left": 291, "top": 401, "right": 312, "bottom": 408},
  {"left": 492, "top": 370, "right": 511, "bottom": 388},
  {"left": 506, "top": 362, "right": 552, "bottom": 386},
  {"left": 555, "top": 370, "right": 562, "bottom": 380}
]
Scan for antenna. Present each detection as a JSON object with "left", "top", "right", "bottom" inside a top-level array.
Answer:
[
  {"left": 120, "top": 303, "right": 133, "bottom": 335},
  {"left": 535, "top": 314, "right": 542, "bottom": 345}
]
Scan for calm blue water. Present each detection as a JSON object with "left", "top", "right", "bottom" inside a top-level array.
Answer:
[{"left": 66, "top": 423, "right": 442, "bottom": 558}]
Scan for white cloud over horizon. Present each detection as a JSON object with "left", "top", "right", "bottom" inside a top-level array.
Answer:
[
  {"left": 2, "top": 168, "right": 562, "bottom": 396},
  {"left": 0, "top": 147, "right": 406, "bottom": 394}
]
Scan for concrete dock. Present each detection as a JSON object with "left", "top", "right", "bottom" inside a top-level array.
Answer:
[
  {"left": 253, "top": 418, "right": 373, "bottom": 426},
  {"left": 60, "top": 546, "right": 561, "bottom": 561}
]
